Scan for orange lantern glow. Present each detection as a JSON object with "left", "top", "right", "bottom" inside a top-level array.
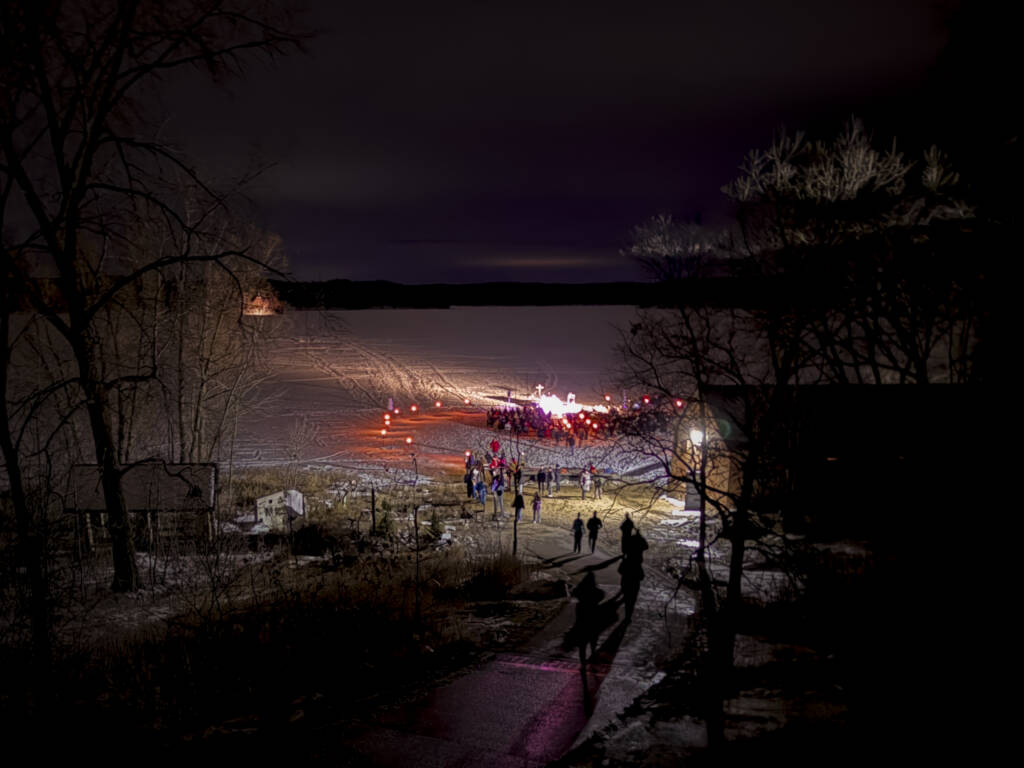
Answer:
[
  {"left": 380, "top": 429, "right": 387, "bottom": 436},
  {"left": 405, "top": 436, "right": 413, "bottom": 445},
  {"left": 435, "top": 401, "right": 442, "bottom": 407}
]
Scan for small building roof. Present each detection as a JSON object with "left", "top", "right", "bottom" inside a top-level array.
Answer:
[{"left": 66, "top": 463, "right": 216, "bottom": 513}]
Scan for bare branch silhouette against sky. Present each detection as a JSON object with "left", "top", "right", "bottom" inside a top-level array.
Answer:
[{"left": 157, "top": 0, "right": 991, "bottom": 283}]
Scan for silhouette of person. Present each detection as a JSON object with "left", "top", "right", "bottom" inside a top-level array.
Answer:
[
  {"left": 571, "top": 572, "right": 604, "bottom": 665},
  {"left": 619, "top": 513, "right": 634, "bottom": 553},
  {"left": 513, "top": 487, "right": 525, "bottom": 522},
  {"left": 586, "top": 511, "right": 603, "bottom": 553},
  {"left": 619, "top": 528, "right": 649, "bottom": 622},
  {"left": 572, "top": 513, "right": 584, "bottom": 553}
]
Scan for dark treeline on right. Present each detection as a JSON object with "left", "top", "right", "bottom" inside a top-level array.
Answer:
[{"left": 613, "top": 4, "right": 1004, "bottom": 759}]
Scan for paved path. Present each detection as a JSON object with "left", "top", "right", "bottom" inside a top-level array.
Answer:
[{"left": 331, "top": 523, "right": 694, "bottom": 766}]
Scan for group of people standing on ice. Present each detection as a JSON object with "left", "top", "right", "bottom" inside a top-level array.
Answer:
[{"left": 486, "top": 403, "right": 621, "bottom": 444}]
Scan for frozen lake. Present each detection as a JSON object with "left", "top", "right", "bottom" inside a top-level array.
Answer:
[{"left": 236, "top": 306, "right": 642, "bottom": 473}]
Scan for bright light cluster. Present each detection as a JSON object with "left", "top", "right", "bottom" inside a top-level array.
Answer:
[{"left": 537, "top": 393, "right": 582, "bottom": 417}]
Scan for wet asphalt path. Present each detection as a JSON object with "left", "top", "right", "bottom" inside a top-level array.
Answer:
[{"left": 331, "top": 526, "right": 693, "bottom": 767}]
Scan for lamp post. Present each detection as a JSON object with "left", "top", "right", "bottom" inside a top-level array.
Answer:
[{"left": 691, "top": 416, "right": 709, "bottom": 571}]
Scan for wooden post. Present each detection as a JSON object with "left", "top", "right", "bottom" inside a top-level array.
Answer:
[
  {"left": 413, "top": 505, "right": 421, "bottom": 624},
  {"left": 371, "top": 487, "right": 376, "bottom": 533}
]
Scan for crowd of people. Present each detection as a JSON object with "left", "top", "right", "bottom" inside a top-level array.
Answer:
[
  {"left": 485, "top": 403, "right": 623, "bottom": 449},
  {"left": 462, "top": 441, "right": 611, "bottom": 521}
]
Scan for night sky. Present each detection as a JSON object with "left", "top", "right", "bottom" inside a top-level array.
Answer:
[{"left": 160, "top": 0, "right": 963, "bottom": 284}]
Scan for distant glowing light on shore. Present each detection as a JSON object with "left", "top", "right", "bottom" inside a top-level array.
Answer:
[
  {"left": 411, "top": 404, "right": 418, "bottom": 412},
  {"left": 381, "top": 429, "right": 387, "bottom": 436},
  {"left": 435, "top": 401, "right": 442, "bottom": 407},
  {"left": 405, "top": 436, "right": 413, "bottom": 445},
  {"left": 464, "top": 398, "right": 471, "bottom": 405}
]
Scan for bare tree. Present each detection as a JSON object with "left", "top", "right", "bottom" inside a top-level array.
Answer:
[
  {"left": 618, "top": 119, "right": 984, "bottom": 744},
  {"left": 1, "top": 1, "right": 305, "bottom": 591}
]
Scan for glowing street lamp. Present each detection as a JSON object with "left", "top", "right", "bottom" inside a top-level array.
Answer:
[
  {"left": 642, "top": 395, "right": 651, "bottom": 404},
  {"left": 380, "top": 428, "right": 388, "bottom": 436},
  {"left": 604, "top": 394, "right": 612, "bottom": 402},
  {"left": 410, "top": 404, "right": 418, "bottom": 413},
  {"left": 435, "top": 400, "right": 442, "bottom": 408},
  {"left": 405, "top": 436, "right": 414, "bottom": 445},
  {"left": 464, "top": 397, "right": 471, "bottom": 405},
  {"left": 675, "top": 399, "right": 684, "bottom": 408},
  {"left": 394, "top": 408, "right": 401, "bottom": 415},
  {"left": 689, "top": 429, "right": 704, "bottom": 447}
]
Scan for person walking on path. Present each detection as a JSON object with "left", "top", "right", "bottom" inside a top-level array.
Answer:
[
  {"left": 593, "top": 471, "right": 603, "bottom": 499},
  {"left": 586, "top": 511, "right": 603, "bottom": 553},
  {"left": 537, "top": 467, "right": 547, "bottom": 494},
  {"left": 531, "top": 492, "right": 542, "bottom": 523},
  {"left": 513, "top": 486, "right": 525, "bottom": 523},
  {"left": 619, "top": 527, "right": 649, "bottom": 622},
  {"left": 571, "top": 572, "right": 604, "bottom": 666},
  {"left": 545, "top": 466, "right": 554, "bottom": 497},
  {"left": 464, "top": 470, "right": 474, "bottom": 499},
  {"left": 572, "top": 513, "right": 584, "bottom": 553},
  {"left": 619, "top": 513, "right": 635, "bottom": 553},
  {"left": 476, "top": 477, "right": 487, "bottom": 507},
  {"left": 580, "top": 468, "right": 591, "bottom": 501},
  {"left": 554, "top": 463, "right": 562, "bottom": 493}
]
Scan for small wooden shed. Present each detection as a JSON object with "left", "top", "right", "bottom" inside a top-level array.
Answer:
[{"left": 66, "top": 462, "right": 217, "bottom": 551}]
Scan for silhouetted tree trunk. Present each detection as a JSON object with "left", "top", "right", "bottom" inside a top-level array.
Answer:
[
  {"left": 1, "top": 1, "right": 304, "bottom": 591},
  {"left": 0, "top": 270, "right": 51, "bottom": 672}
]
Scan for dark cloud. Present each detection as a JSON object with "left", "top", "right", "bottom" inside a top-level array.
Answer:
[{"left": 161, "top": 0, "right": 955, "bottom": 282}]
